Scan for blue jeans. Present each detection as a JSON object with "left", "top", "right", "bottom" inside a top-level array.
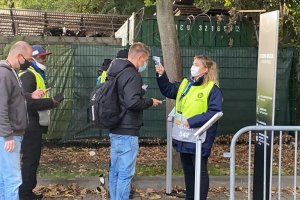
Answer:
[
  {"left": 0, "top": 136, "right": 23, "bottom": 200},
  {"left": 109, "top": 133, "right": 139, "bottom": 200}
]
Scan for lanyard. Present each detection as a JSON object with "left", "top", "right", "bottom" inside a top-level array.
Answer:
[
  {"left": 177, "top": 81, "right": 193, "bottom": 114},
  {"left": 179, "top": 81, "right": 193, "bottom": 102},
  {"left": 5, "top": 61, "right": 22, "bottom": 88},
  {"left": 12, "top": 69, "right": 22, "bottom": 88}
]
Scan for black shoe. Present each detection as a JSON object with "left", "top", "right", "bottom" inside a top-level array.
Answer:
[
  {"left": 31, "top": 193, "right": 43, "bottom": 200},
  {"left": 129, "top": 189, "right": 135, "bottom": 199},
  {"left": 20, "top": 193, "right": 43, "bottom": 200}
]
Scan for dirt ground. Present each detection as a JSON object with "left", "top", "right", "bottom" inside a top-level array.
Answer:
[{"left": 35, "top": 136, "right": 300, "bottom": 199}]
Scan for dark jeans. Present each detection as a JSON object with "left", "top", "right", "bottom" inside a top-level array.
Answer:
[
  {"left": 180, "top": 153, "right": 209, "bottom": 200},
  {"left": 19, "top": 130, "right": 43, "bottom": 196}
]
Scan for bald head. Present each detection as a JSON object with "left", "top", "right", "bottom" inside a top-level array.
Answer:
[{"left": 7, "top": 41, "right": 32, "bottom": 70}]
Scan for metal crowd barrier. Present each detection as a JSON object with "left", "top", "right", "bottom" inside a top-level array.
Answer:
[
  {"left": 226, "top": 126, "right": 300, "bottom": 200},
  {"left": 166, "top": 110, "right": 223, "bottom": 200}
]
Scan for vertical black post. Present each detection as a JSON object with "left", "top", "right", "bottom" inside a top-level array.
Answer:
[
  {"left": 253, "top": 10, "right": 279, "bottom": 200},
  {"left": 253, "top": 130, "right": 272, "bottom": 200}
]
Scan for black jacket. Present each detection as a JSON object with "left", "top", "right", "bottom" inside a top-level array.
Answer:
[
  {"left": 19, "top": 71, "right": 55, "bottom": 134},
  {"left": 108, "top": 59, "right": 153, "bottom": 136}
]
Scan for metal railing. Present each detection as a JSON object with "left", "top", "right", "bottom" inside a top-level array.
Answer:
[
  {"left": 226, "top": 126, "right": 300, "bottom": 200},
  {"left": 194, "top": 112, "right": 223, "bottom": 199},
  {"left": 166, "top": 110, "right": 223, "bottom": 199}
]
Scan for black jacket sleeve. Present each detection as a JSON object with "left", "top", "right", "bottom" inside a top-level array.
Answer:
[
  {"left": 122, "top": 70, "right": 153, "bottom": 111},
  {"left": 20, "top": 71, "right": 54, "bottom": 111},
  {"left": 156, "top": 72, "right": 181, "bottom": 100}
]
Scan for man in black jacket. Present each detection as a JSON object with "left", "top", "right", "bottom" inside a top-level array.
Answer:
[
  {"left": 107, "top": 42, "right": 161, "bottom": 200},
  {"left": 19, "top": 45, "right": 60, "bottom": 200}
]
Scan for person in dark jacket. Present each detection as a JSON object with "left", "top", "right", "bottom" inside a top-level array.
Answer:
[
  {"left": 96, "top": 58, "right": 112, "bottom": 85},
  {"left": 155, "top": 55, "right": 223, "bottom": 200},
  {"left": 19, "top": 45, "right": 60, "bottom": 200},
  {"left": 0, "top": 41, "right": 45, "bottom": 200},
  {"left": 107, "top": 42, "right": 162, "bottom": 200},
  {"left": 96, "top": 49, "right": 129, "bottom": 85}
]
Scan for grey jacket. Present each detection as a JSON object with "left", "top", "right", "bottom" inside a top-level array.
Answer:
[{"left": 0, "top": 61, "right": 27, "bottom": 138}]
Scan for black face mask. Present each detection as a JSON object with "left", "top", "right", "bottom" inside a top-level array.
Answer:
[{"left": 19, "top": 55, "right": 31, "bottom": 70}]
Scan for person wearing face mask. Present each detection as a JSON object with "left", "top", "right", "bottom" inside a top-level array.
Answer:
[
  {"left": 0, "top": 41, "right": 47, "bottom": 200},
  {"left": 155, "top": 55, "right": 222, "bottom": 200},
  {"left": 106, "top": 42, "right": 162, "bottom": 200},
  {"left": 18, "top": 45, "right": 60, "bottom": 200}
]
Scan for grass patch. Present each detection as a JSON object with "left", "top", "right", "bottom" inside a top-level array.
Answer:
[
  {"left": 38, "top": 169, "right": 107, "bottom": 178},
  {"left": 208, "top": 164, "right": 229, "bottom": 176},
  {"left": 39, "top": 164, "right": 241, "bottom": 178}
]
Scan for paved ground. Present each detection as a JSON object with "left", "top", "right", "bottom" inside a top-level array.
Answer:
[{"left": 38, "top": 176, "right": 299, "bottom": 199}]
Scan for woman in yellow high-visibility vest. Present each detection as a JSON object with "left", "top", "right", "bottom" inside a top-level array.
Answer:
[{"left": 156, "top": 55, "right": 223, "bottom": 200}]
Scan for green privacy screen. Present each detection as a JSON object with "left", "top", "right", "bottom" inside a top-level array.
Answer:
[
  {"left": 43, "top": 45, "right": 298, "bottom": 141},
  {"left": 137, "top": 16, "right": 257, "bottom": 47},
  {"left": 0, "top": 42, "right": 296, "bottom": 141}
]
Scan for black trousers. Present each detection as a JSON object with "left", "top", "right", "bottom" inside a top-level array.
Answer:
[
  {"left": 180, "top": 153, "right": 209, "bottom": 200},
  {"left": 19, "top": 130, "right": 43, "bottom": 196}
]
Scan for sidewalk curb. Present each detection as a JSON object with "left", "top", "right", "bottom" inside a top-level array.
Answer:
[{"left": 37, "top": 176, "right": 300, "bottom": 190}]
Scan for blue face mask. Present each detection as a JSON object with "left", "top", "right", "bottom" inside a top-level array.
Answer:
[{"left": 138, "top": 61, "right": 148, "bottom": 73}]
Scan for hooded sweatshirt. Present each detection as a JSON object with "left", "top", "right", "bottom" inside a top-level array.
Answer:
[{"left": 0, "top": 61, "right": 28, "bottom": 138}]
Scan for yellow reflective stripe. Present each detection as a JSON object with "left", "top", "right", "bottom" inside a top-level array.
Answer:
[{"left": 100, "top": 71, "right": 107, "bottom": 83}]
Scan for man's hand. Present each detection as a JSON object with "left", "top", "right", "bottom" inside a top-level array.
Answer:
[
  {"left": 31, "top": 89, "right": 45, "bottom": 99},
  {"left": 52, "top": 98, "right": 60, "bottom": 107},
  {"left": 151, "top": 98, "right": 162, "bottom": 107},
  {"left": 4, "top": 137, "right": 15, "bottom": 152},
  {"left": 155, "top": 64, "right": 165, "bottom": 76}
]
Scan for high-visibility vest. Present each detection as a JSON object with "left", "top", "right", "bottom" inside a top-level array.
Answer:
[
  {"left": 19, "top": 66, "right": 49, "bottom": 98},
  {"left": 19, "top": 66, "right": 50, "bottom": 126},
  {"left": 172, "top": 78, "right": 215, "bottom": 143}
]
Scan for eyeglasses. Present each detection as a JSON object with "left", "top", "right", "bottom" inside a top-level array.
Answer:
[{"left": 21, "top": 54, "right": 33, "bottom": 62}]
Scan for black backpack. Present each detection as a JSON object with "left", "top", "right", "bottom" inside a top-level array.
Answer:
[{"left": 88, "top": 68, "right": 128, "bottom": 129}]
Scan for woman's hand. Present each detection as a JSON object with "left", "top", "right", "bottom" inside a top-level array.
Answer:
[
  {"left": 155, "top": 64, "right": 165, "bottom": 76},
  {"left": 183, "top": 120, "right": 190, "bottom": 128}
]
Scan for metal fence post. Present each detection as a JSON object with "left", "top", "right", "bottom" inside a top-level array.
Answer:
[
  {"left": 166, "top": 108, "right": 175, "bottom": 194},
  {"left": 194, "top": 112, "right": 223, "bottom": 199},
  {"left": 194, "top": 135, "right": 203, "bottom": 200},
  {"left": 229, "top": 126, "right": 300, "bottom": 200}
]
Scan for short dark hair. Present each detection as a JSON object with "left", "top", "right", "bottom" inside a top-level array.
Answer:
[
  {"left": 100, "top": 58, "right": 112, "bottom": 71},
  {"left": 116, "top": 49, "right": 128, "bottom": 58}
]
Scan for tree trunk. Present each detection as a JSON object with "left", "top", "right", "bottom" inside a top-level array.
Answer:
[
  {"left": 280, "top": 0, "right": 290, "bottom": 43},
  {"left": 156, "top": 0, "right": 182, "bottom": 83},
  {"left": 156, "top": 0, "right": 182, "bottom": 170}
]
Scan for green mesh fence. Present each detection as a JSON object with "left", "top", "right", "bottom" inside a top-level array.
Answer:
[{"left": 0, "top": 39, "right": 297, "bottom": 141}]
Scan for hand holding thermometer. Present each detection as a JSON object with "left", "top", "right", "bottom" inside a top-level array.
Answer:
[{"left": 152, "top": 56, "right": 161, "bottom": 67}]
